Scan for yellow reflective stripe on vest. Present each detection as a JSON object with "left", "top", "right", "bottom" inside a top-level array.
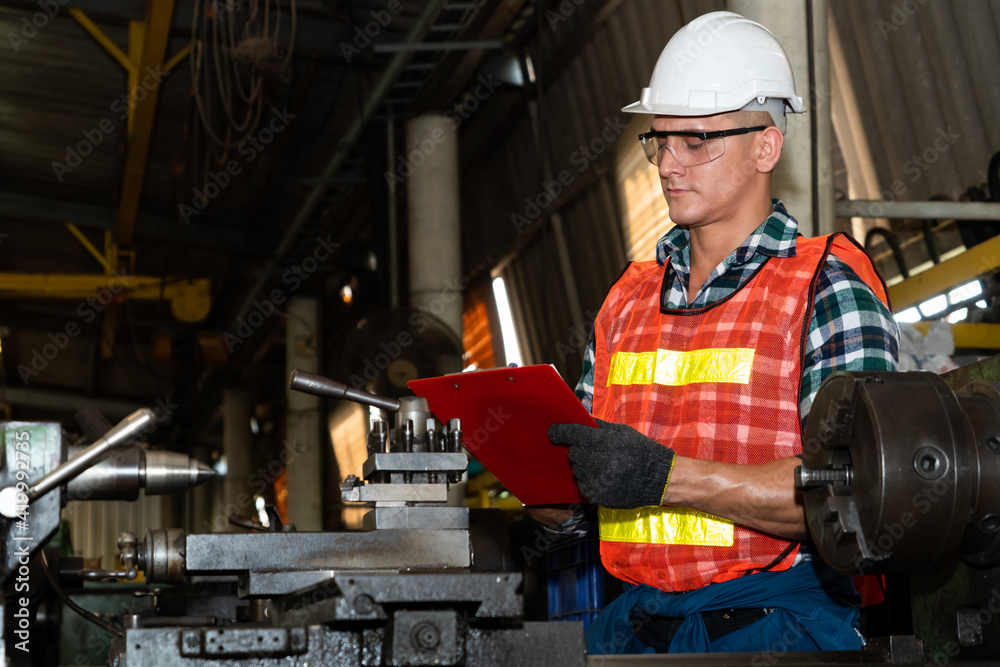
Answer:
[
  {"left": 598, "top": 506, "right": 735, "bottom": 547},
  {"left": 607, "top": 348, "right": 754, "bottom": 387}
]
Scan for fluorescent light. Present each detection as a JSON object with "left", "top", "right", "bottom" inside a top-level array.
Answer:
[
  {"left": 948, "top": 280, "right": 982, "bottom": 304},
  {"left": 918, "top": 295, "right": 948, "bottom": 317},
  {"left": 947, "top": 308, "right": 968, "bottom": 323},
  {"left": 895, "top": 307, "right": 922, "bottom": 323},
  {"left": 977, "top": 300, "right": 988, "bottom": 309},
  {"left": 492, "top": 276, "right": 523, "bottom": 367}
]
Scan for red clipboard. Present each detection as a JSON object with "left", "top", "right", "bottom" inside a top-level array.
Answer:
[{"left": 408, "top": 364, "right": 596, "bottom": 505}]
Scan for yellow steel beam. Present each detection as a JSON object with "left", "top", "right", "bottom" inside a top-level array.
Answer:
[
  {"left": 0, "top": 275, "right": 211, "bottom": 323},
  {"left": 949, "top": 323, "right": 1000, "bottom": 349},
  {"left": 68, "top": 8, "right": 136, "bottom": 74},
  {"left": 911, "top": 322, "right": 1000, "bottom": 350},
  {"left": 127, "top": 20, "right": 145, "bottom": 138},
  {"left": 116, "top": 0, "right": 177, "bottom": 245},
  {"left": 65, "top": 223, "right": 114, "bottom": 274},
  {"left": 889, "top": 234, "right": 1000, "bottom": 312},
  {"left": 68, "top": 2, "right": 191, "bottom": 358},
  {"left": 71, "top": 0, "right": 186, "bottom": 245},
  {"left": 101, "top": 229, "right": 124, "bottom": 357},
  {"left": 164, "top": 43, "right": 191, "bottom": 73}
]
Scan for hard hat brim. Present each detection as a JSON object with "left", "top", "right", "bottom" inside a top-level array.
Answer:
[{"left": 622, "top": 96, "right": 807, "bottom": 116}]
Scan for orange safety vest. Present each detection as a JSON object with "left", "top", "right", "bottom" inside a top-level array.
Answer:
[{"left": 592, "top": 233, "right": 889, "bottom": 593}]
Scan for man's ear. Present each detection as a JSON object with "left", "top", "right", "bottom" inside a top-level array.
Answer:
[{"left": 756, "top": 126, "right": 784, "bottom": 173}]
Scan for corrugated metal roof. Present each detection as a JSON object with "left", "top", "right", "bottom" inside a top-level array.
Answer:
[{"left": 831, "top": 1, "right": 1000, "bottom": 203}]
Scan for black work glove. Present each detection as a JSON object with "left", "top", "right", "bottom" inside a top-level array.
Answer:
[{"left": 548, "top": 419, "right": 675, "bottom": 509}]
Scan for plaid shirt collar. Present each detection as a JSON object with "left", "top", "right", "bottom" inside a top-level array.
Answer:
[{"left": 654, "top": 199, "right": 799, "bottom": 268}]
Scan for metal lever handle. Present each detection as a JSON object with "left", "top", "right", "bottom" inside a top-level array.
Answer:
[
  {"left": 79, "top": 532, "right": 139, "bottom": 582},
  {"left": 289, "top": 369, "right": 401, "bottom": 413},
  {"left": 0, "top": 408, "right": 157, "bottom": 518}
]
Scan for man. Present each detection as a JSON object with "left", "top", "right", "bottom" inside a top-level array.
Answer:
[{"left": 534, "top": 11, "right": 899, "bottom": 654}]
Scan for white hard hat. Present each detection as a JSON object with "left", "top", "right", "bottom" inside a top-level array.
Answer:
[{"left": 623, "top": 11, "right": 806, "bottom": 127}]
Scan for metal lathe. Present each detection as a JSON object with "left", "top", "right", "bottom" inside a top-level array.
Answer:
[{"left": 2, "top": 358, "right": 1000, "bottom": 666}]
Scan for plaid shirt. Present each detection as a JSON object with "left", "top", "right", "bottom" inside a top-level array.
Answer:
[{"left": 575, "top": 201, "right": 900, "bottom": 425}]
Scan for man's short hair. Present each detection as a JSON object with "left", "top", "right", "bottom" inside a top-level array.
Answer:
[{"left": 729, "top": 109, "right": 775, "bottom": 129}]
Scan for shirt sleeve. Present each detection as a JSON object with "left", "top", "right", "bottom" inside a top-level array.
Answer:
[
  {"left": 575, "top": 331, "right": 596, "bottom": 415},
  {"left": 799, "top": 255, "right": 900, "bottom": 427},
  {"left": 534, "top": 506, "right": 591, "bottom": 537}
]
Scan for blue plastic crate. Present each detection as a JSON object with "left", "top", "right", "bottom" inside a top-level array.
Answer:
[{"left": 546, "top": 533, "right": 605, "bottom": 629}]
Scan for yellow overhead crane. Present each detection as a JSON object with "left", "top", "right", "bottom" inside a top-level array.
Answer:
[
  {"left": 0, "top": 0, "right": 210, "bottom": 358},
  {"left": 0, "top": 224, "right": 211, "bottom": 346},
  {"left": 888, "top": 233, "right": 1000, "bottom": 350},
  {"left": 69, "top": 0, "right": 191, "bottom": 244}
]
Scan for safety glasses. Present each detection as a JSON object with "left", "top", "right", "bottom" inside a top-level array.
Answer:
[{"left": 638, "top": 126, "right": 767, "bottom": 167}]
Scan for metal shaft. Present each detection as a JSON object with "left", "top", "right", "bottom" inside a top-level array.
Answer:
[
  {"left": 66, "top": 447, "right": 216, "bottom": 500},
  {"left": 29, "top": 408, "right": 156, "bottom": 501},
  {"left": 288, "top": 370, "right": 401, "bottom": 413}
]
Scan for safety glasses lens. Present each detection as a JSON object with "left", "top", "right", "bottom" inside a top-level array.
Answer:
[{"left": 641, "top": 135, "right": 726, "bottom": 167}]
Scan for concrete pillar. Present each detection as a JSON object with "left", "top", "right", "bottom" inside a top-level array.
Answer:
[
  {"left": 728, "top": 0, "right": 832, "bottom": 235},
  {"left": 222, "top": 388, "right": 253, "bottom": 532},
  {"left": 285, "top": 296, "right": 323, "bottom": 531},
  {"left": 406, "top": 114, "right": 463, "bottom": 341},
  {"left": 810, "top": 0, "right": 834, "bottom": 236}
]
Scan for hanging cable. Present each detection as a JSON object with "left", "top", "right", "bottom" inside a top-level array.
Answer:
[
  {"left": 39, "top": 550, "right": 123, "bottom": 638},
  {"left": 188, "top": 0, "right": 297, "bottom": 168}
]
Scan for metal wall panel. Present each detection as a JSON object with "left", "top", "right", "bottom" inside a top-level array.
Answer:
[
  {"left": 63, "top": 496, "right": 167, "bottom": 570},
  {"left": 831, "top": 1, "right": 1000, "bottom": 204}
]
